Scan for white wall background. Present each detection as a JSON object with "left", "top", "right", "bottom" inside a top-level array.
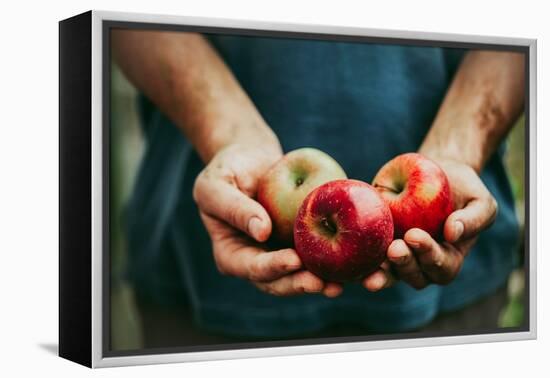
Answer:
[{"left": 0, "top": 0, "right": 546, "bottom": 376}]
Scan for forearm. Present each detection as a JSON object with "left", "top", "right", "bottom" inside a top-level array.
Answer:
[
  {"left": 111, "top": 30, "right": 280, "bottom": 162},
  {"left": 420, "top": 51, "right": 525, "bottom": 173}
]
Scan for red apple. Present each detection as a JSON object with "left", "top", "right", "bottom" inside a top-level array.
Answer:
[
  {"left": 372, "top": 152, "right": 453, "bottom": 239},
  {"left": 294, "top": 179, "right": 394, "bottom": 282},
  {"left": 258, "top": 148, "right": 347, "bottom": 244}
]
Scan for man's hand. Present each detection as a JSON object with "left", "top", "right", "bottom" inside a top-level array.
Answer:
[
  {"left": 193, "top": 144, "right": 344, "bottom": 297},
  {"left": 364, "top": 159, "right": 497, "bottom": 291},
  {"left": 363, "top": 50, "right": 523, "bottom": 292},
  {"left": 113, "top": 30, "right": 344, "bottom": 296}
]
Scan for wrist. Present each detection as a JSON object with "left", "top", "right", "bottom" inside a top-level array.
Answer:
[
  {"left": 193, "top": 116, "right": 282, "bottom": 163},
  {"left": 418, "top": 142, "right": 483, "bottom": 174},
  {"left": 419, "top": 114, "right": 488, "bottom": 174}
]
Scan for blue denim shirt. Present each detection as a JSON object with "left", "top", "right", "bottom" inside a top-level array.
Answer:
[{"left": 124, "top": 35, "right": 519, "bottom": 337}]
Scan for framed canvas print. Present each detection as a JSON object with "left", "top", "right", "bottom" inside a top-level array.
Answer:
[{"left": 59, "top": 10, "right": 537, "bottom": 368}]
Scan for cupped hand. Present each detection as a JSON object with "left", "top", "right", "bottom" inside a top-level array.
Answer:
[
  {"left": 193, "top": 143, "right": 343, "bottom": 297},
  {"left": 363, "top": 158, "right": 498, "bottom": 291}
]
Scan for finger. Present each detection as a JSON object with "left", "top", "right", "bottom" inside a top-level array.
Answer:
[
  {"left": 246, "top": 249, "right": 303, "bottom": 282},
  {"left": 443, "top": 197, "right": 498, "bottom": 243},
  {"left": 194, "top": 177, "right": 272, "bottom": 242},
  {"left": 217, "top": 245, "right": 303, "bottom": 282},
  {"left": 255, "top": 270, "right": 325, "bottom": 296},
  {"left": 387, "top": 239, "right": 429, "bottom": 290},
  {"left": 404, "top": 228, "right": 463, "bottom": 284},
  {"left": 200, "top": 212, "right": 302, "bottom": 281},
  {"left": 323, "top": 283, "right": 344, "bottom": 298},
  {"left": 362, "top": 262, "right": 396, "bottom": 292}
]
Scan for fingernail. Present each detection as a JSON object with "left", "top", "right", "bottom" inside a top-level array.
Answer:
[
  {"left": 407, "top": 240, "right": 420, "bottom": 249},
  {"left": 454, "top": 221, "right": 464, "bottom": 241},
  {"left": 369, "top": 274, "right": 387, "bottom": 291},
  {"left": 248, "top": 217, "right": 263, "bottom": 240},
  {"left": 389, "top": 254, "right": 406, "bottom": 264},
  {"left": 390, "top": 249, "right": 408, "bottom": 261}
]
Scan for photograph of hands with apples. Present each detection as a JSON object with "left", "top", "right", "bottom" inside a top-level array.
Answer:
[{"left": 108, "top": 28, "right": 527, "bottom": 351}]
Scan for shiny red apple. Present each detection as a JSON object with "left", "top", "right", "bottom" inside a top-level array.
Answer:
[
  {"left": 294, "top": 179, "right": 394, "bottom": 282},
  {"left": 258, "top": 148, "right": 347, "bottom": 244},
  {"left": 372, "top": 152, "right": 453, "bottom": 239}
]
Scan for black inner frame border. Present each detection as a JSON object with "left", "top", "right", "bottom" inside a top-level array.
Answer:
[{"left": 102, "top": 19, "right": 531, "bottom": 358}]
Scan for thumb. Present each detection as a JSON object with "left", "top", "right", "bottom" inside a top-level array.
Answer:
[
  {"left": 194, "top": 179, "right": 272, "bottom": 242},
  {"left": 443, "top": 196, "right": 498, "bottom": 243}
]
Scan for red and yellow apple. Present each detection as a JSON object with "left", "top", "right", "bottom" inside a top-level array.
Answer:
[
  {"left": 294, "top": 179, "right": 394, "bottom": 282},
  {"left": 257, "top": 148, "right": 347, "bottom": 244},
  {"left": 372, "top": 152, "right": 453, "bottom": 239}
]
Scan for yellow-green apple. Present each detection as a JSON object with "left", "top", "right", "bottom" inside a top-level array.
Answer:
[
  {"left": 257, "top": 148, "right": 347, "bottom": 244},
  {"left": 294, "top": 179, "right": 393, "bottom": 282},
  {"left": 372, "top": 152, "right": 453, "bottom": 239}
]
